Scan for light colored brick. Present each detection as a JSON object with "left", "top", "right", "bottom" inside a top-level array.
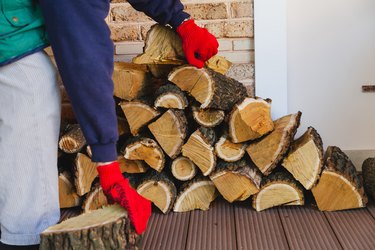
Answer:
[
  {"left": 225, "top": 19, "right": 253, "bottom": 37},
  {"left": 111, "top": 4, "right": 152, "bottom": 22},
  {"left": 203, "top": 22, "right": 225, "bottom": 38},
  {"left": 184, "top": 3, "right": 228, "bottom": 20},
  {"left": 226, "top": 63, "right": 254, "bottom": 80},
  {"left": 233, "top": 38, "right": 254, "bottom": 50},
  {"left": 218, "top": 51, "right": 254, "bottom": 64},
  {"left": 114, "top": 54, "right": 139, "bottom": 63},
  {"left": 115, "top": 42, "right": 144, "bottom": 55},
  {"left": 231, "top": 1, "right": 253, "bottom": 18},
  {"left": 217, "top": 39, "right": 232, "bottom": 51},
  {"left": 109, "top": 24, "right": 140, "bottom": 42}
]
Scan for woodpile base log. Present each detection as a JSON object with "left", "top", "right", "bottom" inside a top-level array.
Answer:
[
  {"left": 362, "top": 157, "right": 375, "bottom": 200},
  {"left": 252, "top": 171, "right": 304, "bottom": 212},
  {"left": 40, "top": 205, "right": 141, "bottom": 250},
  {"left": 312, "top": 146, "right": 367, "bottom": 211}
]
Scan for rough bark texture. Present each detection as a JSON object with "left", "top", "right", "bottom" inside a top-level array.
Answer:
[
  {"left": 59, "top": 124, "right": 86, "bottom": 154},
  {"left": 362, "top": 157, "right": 375, "bottom": 200},
  {"left": 40, "top": 205, "right": 141, "bottom": 250},
  {"left": 282, "top": 127, "right": 324, "bottom": 190},
  {"left": 246, "top": 112, "right": 301, "bottom": 175},
  {"left": 154, "top": 84, "right": 188, "bottom": 109},
  {"left": 192, "top": 106, "right": 225, "bottom": 128},
  {"left": 168, "top": 66, "right": 247, "bottom": 110},
  {"left": 312, "top": 146, "right": 368, "bottom": 211}
]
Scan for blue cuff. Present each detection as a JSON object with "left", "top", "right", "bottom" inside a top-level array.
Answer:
[
  {"left": 169, "top": 12, "right": 190, "bottom": 29},
  {"left": 90, "top": 142, "right": 118, "bottom": 162}
]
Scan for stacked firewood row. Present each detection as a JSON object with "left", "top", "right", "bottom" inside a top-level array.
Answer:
[{"left": 57, "top": 25, "right": 368, "bottom": 217}]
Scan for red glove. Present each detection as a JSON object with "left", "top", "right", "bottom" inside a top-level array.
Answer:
[
  {"left": 177, "top": 19, "right": 219, "bottom": 68},
  {"left": 97, "top": 161, "right": 151, "bottom": 234}
]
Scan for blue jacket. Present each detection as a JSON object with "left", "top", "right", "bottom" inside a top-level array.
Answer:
[{"left": 39, "top": 0, "right": 189, "bottom": 162}]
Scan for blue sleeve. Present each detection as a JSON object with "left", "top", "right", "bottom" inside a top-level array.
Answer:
[
  {"left": 39, "top": 0, "right": 118, "bottom": 162},
  {"left": 127, "top": 0, "right": 190, "bottom": 28}
]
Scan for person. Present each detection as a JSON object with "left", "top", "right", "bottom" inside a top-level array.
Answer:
[{"left": 0, "top": 0, "right": 219, "bottom": 248}]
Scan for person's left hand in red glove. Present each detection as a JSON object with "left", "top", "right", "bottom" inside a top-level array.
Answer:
[
  {"left": 97, "top": 161, "right": 151, "bottom": 234},
  {"left": 176, "top": 19, "right": 219, "bottom": 68}
]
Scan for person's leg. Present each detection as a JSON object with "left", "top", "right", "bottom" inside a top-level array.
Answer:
[{"left": 0, "top": 51, "right": 61, "bottom": 246}]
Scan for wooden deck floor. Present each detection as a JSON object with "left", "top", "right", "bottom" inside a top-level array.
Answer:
[{"left": 141, "top": 198, "right": 375, "bottom": 250}]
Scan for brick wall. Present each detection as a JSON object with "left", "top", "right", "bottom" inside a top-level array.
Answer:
[{"left": 108, "top": 0, "right": 254, "bottom": 87}]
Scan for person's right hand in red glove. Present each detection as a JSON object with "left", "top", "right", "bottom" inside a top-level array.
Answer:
[
  {"left": 97, "top": 161, "right": 151, "bottom": 234},
  {"left": 176, "top": 19, "right": 219, "bottom": 68}
]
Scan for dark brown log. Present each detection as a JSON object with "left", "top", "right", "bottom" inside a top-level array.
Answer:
[
  {"left": 173, "top": 177, "right": 218, "bottom": 212},
  {"left": 119, "top": 101, "right": 160, "bottom": 136},
  {"left": 59, "top": 124, "right": 86, "bottom": 154},
  {"left": 228, "top": 98, "right": 274, "bottom": 143},
  {"left": 154, "top": 84, "right": 188, "bottom": 109},
  {"left": 192, "top": 106, "right": 225, "bottom": 128},
  {"left": 312, "top": 146, "right": 367, "bottom": 211},
  {"left": 215, "top": 134, "right": 247, "bottom": 162},
  {"left": 58, "top": 171, "right": 82, "bottom": 208},
  {"left": 362, "top": 157, "right": 375, "bottom": 200},
  {"left": 171, "top": 156, "right": 197, "bottom": 181},
  {"left": 282, "top": 127, "right": 324, "bottom": 189},
  {"left": 209, "top": 159, "right": 262, "bottom": 203},
  {"left": 136, "top": 171, "right": 177, "bottom": 214},
  {"left": 74, "top": 153, "right": 98, "bottom": 196},
  {"left": 40, "top": 205, "right": 141, "bottom": 250},
  {"left": 123, "top": 137, "right": 165, "bottom": 172},
  {"left": 117, "top": 116, "right": 130, "bottom": 137},
  {"left": 168, "top": 66, "right": 247, "bottom": 110},
  {"left": 246, "top": 112, "right": 301, "bottom": 175},
  {"left": 252, "top": 171, "right": 304, "bottom": 212},
  {"left": 182, "top": 127, "right": 217, "bottom": 176},
  {"left": 148, "top": 109, "right": 187, "bottom": 159},
  {"left": 113, "top": 62, "right": 154, "bottom": 101}
]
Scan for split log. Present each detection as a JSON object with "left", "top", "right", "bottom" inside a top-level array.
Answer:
[
  {"left": 204, "top": 55, "right": 232, "bottom": 75},
  {"left": 173, "top": 177, "right": 218, "bottom": 212},
  {"left": 171, "top": 156, "right": 197, "bottom": 181},
  {"left": 59, "top": 124, "right": 86, "bottom": 154},
  {"left": 362, "top": 157, "right": 375, "bottom": 200},
  {"left": 209, "top": 159, "right": 262, "bottom": 203},
  {"left": 136, "top": 172, "right": 177, "bottom": 214},
  {"left": 246, "top": 112, "right": 301, "bottom": 175},
  {"left": 118, "top": 155, "right": 148, "bottom": 174},
  {"left": 192, "top": 106, "right": 225, "bottom": 128},
  {"left": 40, "top": 205, "right": 141, "bottom": 250},
  {"left": 282, "top": 127, "right": 324, "bottom": 189},
  {"left": 74, "top": 153, "right": 98, "bottom": 196},
  {"left": 182, "top": 127, "right": 217, "bottom": 176},
  {"left": 117, "top": 116, "right": 130, "bottom": 137},
  {"left": 154, "top": 84, "right": 188, "bottom": 109},
  {"left": 113, "top": 62, "right": 153, "bottom": 101},
  {"left": 123, "top": 137, "right": 165, "bottom": 172},
  {"left": 148, "top": 109, "right": 187, "bottom": 159},
  {"left": 119, "top": 101, "right": 160, "bottom": 136},
  {"left": 133, "top": 24, "right": 185, "bottom": 65},
  {"left": 58, "top": 171, "right": 81, "bottom": 208},
  {"left": 228, "top": 98, "right": 273, "bottom": 143},
  {"left": 312, "top": 146, "right": 367, "bottom": 211},
  {"left": 168, "top": 66, "right": 247, "bottom": 110},
  {"left": 252, "top": 171, "right": 304, "bottom": 212},
  {"left": 147, "top": 64, "right": 177, "bottom": 78},
  {"left": 82, "top": 182, "right": 108, "bottom": 213},
  {"left": 215, "top": 134, "right": 247, "bottom": 162}
]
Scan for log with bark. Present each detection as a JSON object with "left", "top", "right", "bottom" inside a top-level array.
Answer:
[
  {"left": 173, "top": 177, "right": 218, "bottom": 212},
  {"left": 59, "top": 124, "right": 86, "bottom": 154},
  {"left": 40, "top": 205, "right": 141, "bottom": 250},
  {"left": 154, "top": 84, "right": 188, "bottom": 109},
  {"left": 123, "top": 137, "right": 165, "bottom": 172},
  {"left": 119, "top": 101, "right": 160, "bottom": 136},
  {"left": 148, "top": 109, "right": 187, "bottom": 159},
  {"left": 136, "top": 171, "right": 177, "bottom": 214},
  {"left": 252, "top": 171, "right": 304, "bottom": 212},
  {"left": 58, "top": 171, "right": 82, "bottom": 208},
  {"left": 168, "top": 66, "right": 248, "bottom": 110},
  {"left": 192, "top": 106, "right": 225, "bottom": 128},
  {"left": 209, "top": 159, "right": 262, "bottom": 203},
  {"left": 215, "top": 134, "right": 247, "bottom": 162},
  {"left": 82, "top": 182, "right": 108, "bottom": 213},
  {"left": 282, "top": 127, "right": 324, "bottom": 189},
  {"left": 362, "top": 157, "right": 375, "bottom": 200},
  {"left": 204, "top": 55, "right": 233, "bottom": 75},
  {"left": 312, "top": 146, "right": 367, "bottom": 211},
  {"left": 228, "top": 98, "right": 273, "bottom": 143},
  {"left": 182, "top": 127, "right": 217, "bottom": 176},
  {"left": 246, "top": 112, "right": 301, "bottom": 175},
  {"left": 74, "top": 153, "right": 98, "bottom": 196},
  {"left": 118, "top": 155, "right": 148, "bottom": 174},
  {"left": 171, "top": 156, "right": 197, "bottom": 181}
]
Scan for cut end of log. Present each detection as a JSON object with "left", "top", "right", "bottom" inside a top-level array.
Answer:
[
  {"left": 173, "top": 178, "right": 218, "bottom": 212},
  {"left": 82, "top": 182, "right": 108, "bottom": 213},
  {"left": 171, "top": 156, "right": 197, "bottom": 181},
  {"left": 154, "top": 84, "right": 188, "bottom": 109},
  {"left": 118, "top": 156, "right": 148, "bottom": 174},
  {"left": 215, "top": 135, "right": 246, "bottom": 162},
  {"left": 192, "top": 106, "right": 225, "bottom": 128},
  {"left": 74, "top": 153, "right": 98, "bottom": 196},
  {"left": 59, "top": 172, "right": 81, "bottom": 208},
  {"left": 59, "top": 124, "right": 86, "bottom": 154}
]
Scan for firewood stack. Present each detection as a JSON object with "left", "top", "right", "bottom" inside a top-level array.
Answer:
[{"left": 56, "top": 24, "right": 369, "bottom": 221}]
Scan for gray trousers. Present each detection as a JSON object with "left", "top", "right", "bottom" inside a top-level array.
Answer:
[{"left": 0, "top": 51, "right": 61, "bottom": 245}]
